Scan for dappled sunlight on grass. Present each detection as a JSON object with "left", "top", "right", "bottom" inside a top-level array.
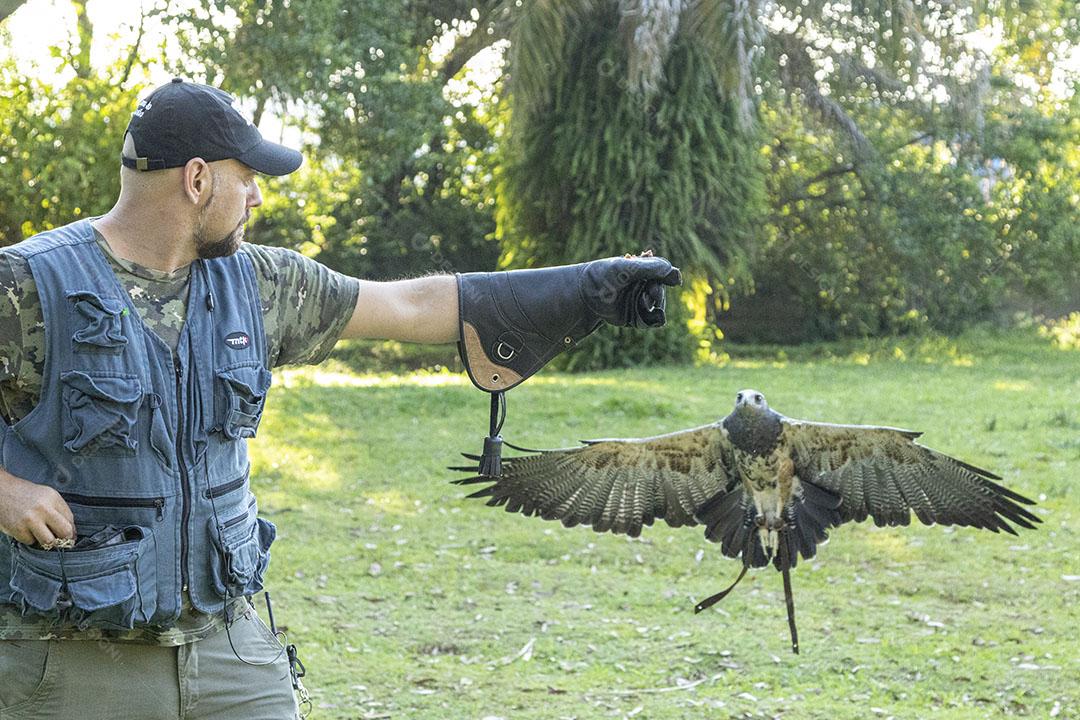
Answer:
[
  {"left": 247, "top": 328, "right": 1077, "bottom": 720},
  {"left": 994, "top": 380, "right": 1034, "bottom": 392},
  {"left": 725, "top": 334, "right": 991, "bottom": 367},
  {"left": 1039, "top": 312, "right": 1080, "bottom": 350},
  {"left": 251, "top": 488, "right": 300, "bottom": 513},
  {"left": 528, "top": 374, "right": 669, "bottom": 391},
  {"left": 277, "top": 366, "right": 468, "bottom": 388},
  {"left": 855, "top": 527, "right": 918, "bottom": 563},
  {"left": 248, "top": 447, "right": 343, "bottom": 493},
  {"left": 361, "top": 489, "right": 423, "bottom": 516},
  {"left": 728, "top": 358, "right": 789, "bottom": 369}
]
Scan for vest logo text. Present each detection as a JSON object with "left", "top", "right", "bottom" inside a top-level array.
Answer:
[{"left": 224, "top": 331, "right": 251, "bottom": 350}]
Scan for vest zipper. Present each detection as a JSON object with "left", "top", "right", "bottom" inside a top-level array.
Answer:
[
  {"left": 175, "top": 363, "right": 190, "bottom": 591},
  {"left": 221, "top": 498, "right": 257, "bottom": 530},
  {"left": 204, "top": 471, "right": 248, "bottom": 499},
  {"left": 60, "top": 492, "right": 166, "bottom": 521}
]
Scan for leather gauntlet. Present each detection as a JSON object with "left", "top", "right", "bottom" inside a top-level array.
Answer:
[{"left": 456, "top": 255, "right": 681, "bottom": 392}]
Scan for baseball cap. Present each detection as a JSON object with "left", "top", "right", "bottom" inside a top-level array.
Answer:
[{"left": 121, "top": 78, "right": 303, "bottom": 176}]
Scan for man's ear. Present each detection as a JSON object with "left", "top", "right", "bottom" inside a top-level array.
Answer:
[{"left": 183, "top": 158, "right": 212, "bottom": 204}]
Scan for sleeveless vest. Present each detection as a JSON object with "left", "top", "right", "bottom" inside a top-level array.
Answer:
[{"left": 0, "top": 219, "right": 275, "bottom": 630}]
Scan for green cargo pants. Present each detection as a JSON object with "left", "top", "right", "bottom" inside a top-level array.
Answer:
[{"left": 0, "top": 602, "right": 299, "bottom": 719}]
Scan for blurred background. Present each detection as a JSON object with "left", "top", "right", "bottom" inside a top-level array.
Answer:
[{"left": 1, "top": 0, "right": 1077, "bottom": 364}]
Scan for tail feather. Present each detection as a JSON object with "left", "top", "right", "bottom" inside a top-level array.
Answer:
[
  {"left": 773, "top": 526, "right": 801, "bottom": 571},
  {"left": 452, "top": 475, "right": 493, "bottom": 486},
  {"left": 696, "top": 486, "right": 770, "bottom": 568},
  {"left": 779, "top": 479, "right": 842, "bottom": 567}
]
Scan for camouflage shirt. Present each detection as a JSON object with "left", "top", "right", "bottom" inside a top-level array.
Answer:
[{"left": 0, "top": 228, "right": 360, "bottom": 644}]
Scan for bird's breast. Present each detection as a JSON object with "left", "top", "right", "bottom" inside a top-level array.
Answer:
[{"left": 735, "top": 450, "right": 782, "bottom": 492}]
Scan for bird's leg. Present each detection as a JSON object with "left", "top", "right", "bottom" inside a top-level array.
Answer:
[
  {"left": 693, "top": 563, "right": 749, "bottom": 614},
  {"left": 756, "top": 515, "right": 785, "bottom": 564},
  {"left": 779, "top": 529, "right": 799, "bottom": 654}
]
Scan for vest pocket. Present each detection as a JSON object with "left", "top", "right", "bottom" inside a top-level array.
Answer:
[
  {"left": 214, "top": 363, "right": 272, "bottom": 439},
  {"left": 204, "top": 467, "right": 249, "bottom": 499},
  {"left": 208, "top": 504, "right": 276, "bottom": 598},
  {"left": 144, "top": 392, "right": 173, "bottom": 471},
  {"left": 7, "top": 525, "right": 157, "bottom": 630},
  {"left": 67, "top": 290, "right": 129, "bottom": 355},
  {"left": 60, "top": 371, "right": 143, "bottom": 456}
]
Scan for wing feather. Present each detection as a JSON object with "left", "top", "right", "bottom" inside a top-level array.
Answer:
[
  {"left": 897, "top": 463, "right": 935, "bottom": 526},
  {"left": 782, "top": 419, "right": 1041, "bottom": 534},
  {"left": 453, "top": 424, "right": 734, "bottom": 538}
]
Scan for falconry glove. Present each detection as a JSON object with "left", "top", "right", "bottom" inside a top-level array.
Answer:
[
  {"left": 456, "top": 254, "right": 682, "bottom": 393},
  {"left": 456, "top": 254, "right": 681, "bottom": 478}
]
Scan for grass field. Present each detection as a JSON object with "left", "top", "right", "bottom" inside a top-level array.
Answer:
[{"left": 246, "top": 328, "right": 1078, "bottom": 720}]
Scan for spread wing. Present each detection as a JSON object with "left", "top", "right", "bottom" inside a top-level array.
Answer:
[
  {"left": 781, "top": 419, "right": 1041, "bottom": 534},
  {"left": 452, "top": 424, "right": 736, "bottom": 538}
]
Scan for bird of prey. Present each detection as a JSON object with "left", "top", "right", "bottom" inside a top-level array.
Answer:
[{"left": 452, "top": 389, "right": 1041, "bottom": 653}]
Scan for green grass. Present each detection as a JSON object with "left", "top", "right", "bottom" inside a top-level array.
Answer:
[{"left": 247, "top": 329, "right": 1079, "bottom": 720}]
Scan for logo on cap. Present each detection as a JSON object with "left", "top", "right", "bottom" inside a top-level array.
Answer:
[{"left": 225, "top": 331, "right": 251, "bottom": 350}]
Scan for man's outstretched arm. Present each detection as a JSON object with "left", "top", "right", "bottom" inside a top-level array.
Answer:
[
  {"left": 336, "top": 256, "right": 682, "bottom": 389},
  {"left": 340, "top": 276, "right": 459, "bottom": 343}
]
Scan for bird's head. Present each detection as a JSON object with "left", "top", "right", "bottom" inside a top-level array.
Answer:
[
  {"left": 734, "top": 389, "right": 769, "bottom": 414},
  {"left": 724, "top": 389, "right": 781, "bottom": 456}
]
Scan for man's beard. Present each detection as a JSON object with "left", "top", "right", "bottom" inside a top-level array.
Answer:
[
  {"left": 194, "top": 190, "right": 246, "bottom": 259},
  {"left": 195, "top": 222, "right": 244, "bottom": 259}
]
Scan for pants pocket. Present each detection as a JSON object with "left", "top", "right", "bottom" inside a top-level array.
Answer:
[
  {"left": 8, "top": 525, "right": 157, "bottom": 630},
  {"left": 60, "top": 370, "right": 143, "bottom": 456},
  {"left": 0, "top": 640, "right": 52, "bottom": 712},
  {"left": 208, "top": 506, "right": 275, "bottom": 599},
  {"left": 214, "top": 363, "right": 272, "bottom": 439},
  {"left": 247, "top": 606, "right": 286, "bottom": 652}
]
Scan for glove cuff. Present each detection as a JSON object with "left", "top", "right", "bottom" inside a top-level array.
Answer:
[{"left": 456, "top": 269, "right": 599, "bottom": 392}]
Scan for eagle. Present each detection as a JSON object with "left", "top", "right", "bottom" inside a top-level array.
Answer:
[{"left": 452, "top": 389, "right": 1041, "bottom": 653}]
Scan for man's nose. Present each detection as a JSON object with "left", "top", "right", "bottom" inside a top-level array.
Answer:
[{"left": 248, "top": 181, "right": 263, "bottom": 208}]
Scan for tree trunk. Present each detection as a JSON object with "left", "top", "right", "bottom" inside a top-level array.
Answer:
[
  {"left": 252, "top": 93, "right": 267, "bottom": 128},
  {"left": 72, "top": 1, "right": 93, "bottom": 79}
]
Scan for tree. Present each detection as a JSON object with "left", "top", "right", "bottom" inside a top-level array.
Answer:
[
  {"left": 166, "top": 0, "right": 508, "bottom": 278},
  {"left": 507, "top": 1, "right": 1079, "bottom": 342},
  {"left": 167, "top": 0, "right": 1077, "bottom": 350},
  {"left": 2, "top": 0, "right": 1074, "bottom": 350},
  {"left": 732, "top": 0, "right": 1080, "bottom": 339},
  {"left": 0, "top": 0, "right": 145, "bottom": 244},
  {"left": 500, "top": 1, "right": 767, "bottom": 277}
]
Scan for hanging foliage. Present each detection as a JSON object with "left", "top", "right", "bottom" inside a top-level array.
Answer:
[
  {"left": 499, "top": 2, "right": 764, "bottom": 277},
  {"left": 496, "top": 1, "right": 767, "bottom": 366}
]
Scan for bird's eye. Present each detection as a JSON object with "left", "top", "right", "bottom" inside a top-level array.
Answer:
[
  {"left": 736, "top": 393, "right": 743, "bottom": 402},
  {"left": 754, "top": 394, "right": 763, "bottom": 403}
]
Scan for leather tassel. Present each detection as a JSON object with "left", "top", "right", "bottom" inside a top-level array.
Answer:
[
  {"left": 478, "top": 434, "right": 503, "bottom": 478},
  {"left": 477, "top": 391, "right": 506, "bottom": 478}
]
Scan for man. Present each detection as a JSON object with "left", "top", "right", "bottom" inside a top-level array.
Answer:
[{"left": 0, "top": 79, "right": 680, "bottom": 719}]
